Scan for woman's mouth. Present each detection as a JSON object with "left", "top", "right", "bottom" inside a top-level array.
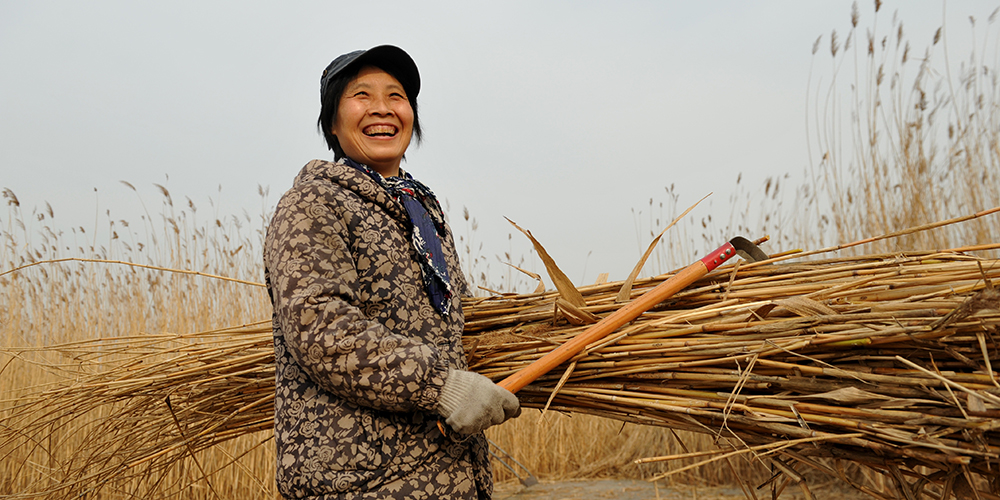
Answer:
[{"left": 363, "top": 124, "right": 398, "bottom": 137}]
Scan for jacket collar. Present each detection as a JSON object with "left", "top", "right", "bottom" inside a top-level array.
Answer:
[{"left": 294, "top": 159, "right": 409, "bottom": 224}]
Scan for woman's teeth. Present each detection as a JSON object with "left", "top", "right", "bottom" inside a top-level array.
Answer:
[{"left": 363, "top": 125, "right": 397, "bottom": 137}]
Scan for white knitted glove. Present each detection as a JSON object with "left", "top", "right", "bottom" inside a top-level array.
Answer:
[{"left": 436, "top": 369, "right": 521, "bottom": 435}]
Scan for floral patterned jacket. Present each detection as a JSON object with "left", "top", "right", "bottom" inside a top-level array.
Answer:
[{"left": 264, "top": 159, "right": 490, "bottom": 499}]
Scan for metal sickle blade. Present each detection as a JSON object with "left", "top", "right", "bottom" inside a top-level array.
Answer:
[{"left": 730, "top": 236, "right": 769, "bottom": 263}]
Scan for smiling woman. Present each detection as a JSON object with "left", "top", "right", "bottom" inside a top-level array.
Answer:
[
  {"left": 331, "top": 66, "right": 415, "bottom": 176},
  {"left": 263, "top": 45, "right": 520, "bottom": 500},
  {"left": 317, "top": 45, "right": 423, "bottom": 176}
]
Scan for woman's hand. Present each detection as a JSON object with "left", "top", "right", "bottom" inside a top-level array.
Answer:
[{"left": 436, "top": 369, "right": 521, "bottom": 435}]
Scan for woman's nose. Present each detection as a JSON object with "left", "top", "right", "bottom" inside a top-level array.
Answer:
[{"left": 368, "top": 95, "right": 393, "bottom": 115}]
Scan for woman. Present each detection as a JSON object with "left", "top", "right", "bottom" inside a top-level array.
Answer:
[{"left": 264, "top": 45, "right": 520, "bottom": 499}]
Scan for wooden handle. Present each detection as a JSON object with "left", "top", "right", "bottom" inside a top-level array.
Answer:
[{"left": 497, "top": 240, "right": 739, "bottom": 394}]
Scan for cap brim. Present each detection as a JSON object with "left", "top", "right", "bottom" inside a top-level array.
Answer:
[{"left": 321, "top": 45, "right": 420, "bottom": 101}]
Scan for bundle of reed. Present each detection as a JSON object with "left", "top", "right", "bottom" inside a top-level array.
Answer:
[
  {"left": 3, "top": 245, "right": 1000, "bottom": 499},
  {"left": 467, "top": 248, "right": 1000, "bottom": 499}
]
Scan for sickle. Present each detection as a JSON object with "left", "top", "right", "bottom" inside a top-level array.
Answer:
[{"left": 497, "top": 236, "right": 768, "bottom": 394}]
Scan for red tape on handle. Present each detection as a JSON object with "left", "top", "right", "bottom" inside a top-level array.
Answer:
[{"left": 700, "top": 241, "right": 737, "bottom": 272}]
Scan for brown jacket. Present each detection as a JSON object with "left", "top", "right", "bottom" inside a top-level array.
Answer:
[{"left": 264, "top": 159, "right": 489, "bottom": 499}]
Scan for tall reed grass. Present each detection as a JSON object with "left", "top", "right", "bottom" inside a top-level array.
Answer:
[
  {"left": 1, "top": 184, "right": 276, "bottom": 498},
  {"left": 4, "top": 1, "right": 1000, "bottom": 498},
  {"left": 808, "top": 1, "right": 1000, "bottom": 253},
  {"left": 630, "top": 2, "right": 1000, "bottom": 274}
]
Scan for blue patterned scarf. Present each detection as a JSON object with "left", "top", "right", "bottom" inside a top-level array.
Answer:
[{"left": 343, "top": 158, "right": 453, "bottom": 316}]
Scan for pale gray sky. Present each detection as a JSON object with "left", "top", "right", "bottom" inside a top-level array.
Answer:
[{"left": 2, "top": 1, "right": 996, "bottom": 288}]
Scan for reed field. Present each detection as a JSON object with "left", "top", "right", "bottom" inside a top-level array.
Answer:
[{"left": 4, "top": 2, "right": 1000, "bottom": 499}]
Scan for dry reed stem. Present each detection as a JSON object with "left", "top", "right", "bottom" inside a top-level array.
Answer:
[{"left": 0, "top": 257, "right": 266, "bottom": 288}]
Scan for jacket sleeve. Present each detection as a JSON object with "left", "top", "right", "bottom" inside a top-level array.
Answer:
[{"left": 265, "top": 181, "right": 449, "bottom": 413}]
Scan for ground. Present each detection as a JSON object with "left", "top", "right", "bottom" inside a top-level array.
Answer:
[{"left": 493, "top": 479, "right": 874, "bottom": 500}]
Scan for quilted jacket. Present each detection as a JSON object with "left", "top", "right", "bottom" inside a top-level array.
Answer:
[{"left": 264, "top": 159, "right": 490, "bottom": 499}]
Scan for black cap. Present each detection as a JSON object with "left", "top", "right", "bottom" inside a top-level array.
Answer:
[{"left": 320, "top": 45, "right": 420, "bottom": 102}]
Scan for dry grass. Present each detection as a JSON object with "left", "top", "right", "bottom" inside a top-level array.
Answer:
[
  {"left": 626, "top": 2, "right": 1000, "bottom": 274},
  {"left": 6, "top": 234, "right": 1000, "bottom": 498},
  {"left": 0, "top": 185, "right": 276, "bottom": 498},
  {"left": 803, "top": 1, "right": 1000, "bottom": 255}
]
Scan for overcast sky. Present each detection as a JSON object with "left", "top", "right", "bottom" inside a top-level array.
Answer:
[{"left": 2, "top": 1, "right": 996, "bottom": 288}]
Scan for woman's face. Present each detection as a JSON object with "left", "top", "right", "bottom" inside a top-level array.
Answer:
[{"left": 332, "top": 65, "right": 414, "bottom": 177}]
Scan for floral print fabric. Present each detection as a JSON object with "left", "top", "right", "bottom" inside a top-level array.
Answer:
[
  {"left": 264, "top": 159, "right": 489, "bottom": 499},
  {"left": 343, "top": 157, "right": 453, "bottom": 315}
]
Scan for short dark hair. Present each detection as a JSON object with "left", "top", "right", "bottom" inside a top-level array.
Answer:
[{"left": 317, "top": 63, "right": 422, "bottom": 160}]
